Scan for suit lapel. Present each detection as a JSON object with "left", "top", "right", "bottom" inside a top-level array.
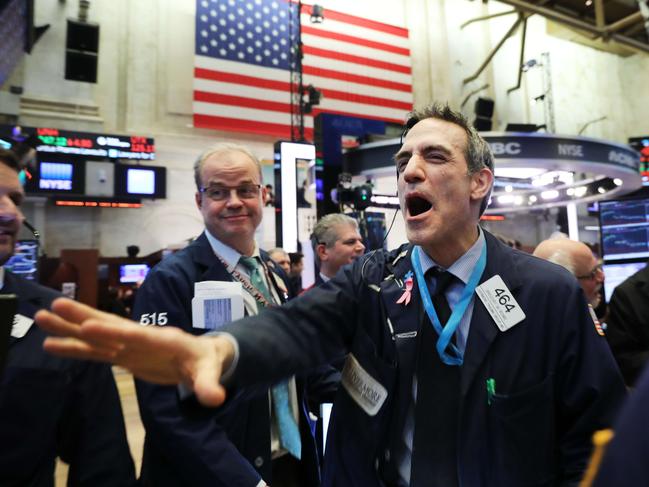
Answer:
[{"left": 460, "top": 232, "right": 523, "bottom": 396}]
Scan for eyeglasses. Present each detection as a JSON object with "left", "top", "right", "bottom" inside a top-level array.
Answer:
[
  {"left": 576, "top": 263, "right": 603, "bottom": 280},
  {"left": 199, "top": 184, "right": 261, "bottom": 201}
]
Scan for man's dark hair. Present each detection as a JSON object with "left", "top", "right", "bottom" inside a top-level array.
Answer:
[
  {"left": 402, "top": 103, "right": 494, "bottom": 214},
  {"left": 0, "top": 149, "right": 21, "bottom": 172},
  {"left": 289, "top": 252, "right": 303, "bottom": 266}
]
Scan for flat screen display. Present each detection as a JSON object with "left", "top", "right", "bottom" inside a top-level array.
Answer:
[
  {"left": 602, "top": 261, "right": 647, "bottom": 302},
  {"left": 115, "top": 164, "right": 166, "bottom": 199},
  {"left": 127, "top": 168, "right": 155, "bottom": 195},
  {"left": 39, "top": 162, "right": 73, "bottom": 191},
  {"left": 3, "top": 239, "right": 39, "bottom": 280},
  {"left": 24, "top": 159, "right": 85, "bottom": 195},
  {"left": 599, "top": 198, "right": 649, "bottom": 261},
  {"left": 119, "top": 264, "right": 150, "bottom": 284}
]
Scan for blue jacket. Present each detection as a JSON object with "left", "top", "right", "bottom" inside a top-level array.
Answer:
[
  {"left": 133, "top": 233, "right": 323, "bottom": 487},
  {"left": 223, "top": 231, "right": 626, "bottom": 486},
  {"left": 0, "top": 271, "right": 136, "bottom": 487}
]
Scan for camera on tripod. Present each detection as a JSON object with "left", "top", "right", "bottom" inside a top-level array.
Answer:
[{"left": 335, "top": 172, "right": 373, "bottom": 211}]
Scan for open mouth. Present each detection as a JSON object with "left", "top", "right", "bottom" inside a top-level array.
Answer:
[{"left": 406, "top": 194, "right": 433, "bottom": 217}]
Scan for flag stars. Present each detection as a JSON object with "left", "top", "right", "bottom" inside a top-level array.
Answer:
[
  {"left": 200, "top": 14, "right": 208, "bottom": 22},
  {"left": 238, "top": 52, "right": 245, "bottom": 59},
  {"left": 237, "top": 22, "right": 244, "bottom": 29},
  {"left": 210, "top": 24, "right": 217, "bottom": 31},
  {"left": 201, "top": 30, "right": 208, "bottom": 37},
  {"left": 211, "top": 39, "right": 218, "bottom": 47},
  {"left": 272, "top": 58, "right": 279, "bottom": 65},
  {"left": 219, "top": 48, "right": 227, "bottom": 56},
  {"left": 210, "top": 9, "right": 217, "bottom": 17},
  {"left": 200, "top": 45, "right": 208, "bottom": 53}
]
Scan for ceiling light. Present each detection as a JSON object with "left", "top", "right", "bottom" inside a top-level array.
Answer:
[
  {"left": 573, "top": 186, "right": 588, "bottom": 197},
  {"left": 505, "top": 185, "right": 513, "bottom": 193},
  {"left": 541, "top": 190, "right": 559, "bottom": 200},
  {"left": 613, "top": 178, "right": 622, "bottom": 186},
  {"left": 529, "top": 195, "right": 537, "bottom": 203},
  {"left": 497, "top": 195, "right": 514, "bottom": 204},
  {"left": 598, "top": 186, "right": 606, "bottom": 194}
]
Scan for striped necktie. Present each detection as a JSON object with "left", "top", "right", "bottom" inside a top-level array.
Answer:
[{"left": 238, "top": 256, "right": 302, "bottom": 459}]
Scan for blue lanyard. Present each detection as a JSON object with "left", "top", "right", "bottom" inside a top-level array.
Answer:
[{"left": 411, "top": 243, "right": 487, "bottom": 366}]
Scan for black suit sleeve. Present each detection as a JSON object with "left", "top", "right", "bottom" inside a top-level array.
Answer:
[{"left": 58, "top": 362, "right": 137, "bottom": 487}]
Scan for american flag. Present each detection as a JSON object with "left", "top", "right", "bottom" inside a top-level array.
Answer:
[{"left": 193, "top": 0, "right": 413, "bottom": 140}]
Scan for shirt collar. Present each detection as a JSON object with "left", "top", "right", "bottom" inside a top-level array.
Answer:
[
  {"left": 319, "top": 271, "right": 330, "bottom": 283},
  {"left": 203, "top": 229, "right": 260, "bottom": 271},
  {"left": 417, "top": 226, "right": 485, "bottom": 285},
  {"left": 0, "top": 266, "right": 4, "bottom": 290}
]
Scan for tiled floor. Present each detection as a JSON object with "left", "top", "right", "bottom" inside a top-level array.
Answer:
[{"left": 55, "top": 367, "right": 145, "bottom": 485}]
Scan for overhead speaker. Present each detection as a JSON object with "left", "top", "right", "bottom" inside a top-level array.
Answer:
[
  {"left": 474, "top": 97, "right": 494, "bottom": 118},
  {"left": 64, "top": 19, "right": 99, "bottom": 83},
  {"left": 473, "top": 117, "right": 493, "bottom": 131}
]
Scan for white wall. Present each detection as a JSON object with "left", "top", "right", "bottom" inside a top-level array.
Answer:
[{"left": 8, "top": 0, "right": 649, "bottom": 256}]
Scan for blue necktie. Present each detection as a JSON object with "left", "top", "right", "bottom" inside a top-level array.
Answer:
[{"left": 238, "top": 256, "right": 302, "bottom": 459}]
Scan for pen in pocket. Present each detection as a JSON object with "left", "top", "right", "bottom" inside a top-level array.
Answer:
[{"left": 486, "top": 378, "right": 496, "bottom": 405}]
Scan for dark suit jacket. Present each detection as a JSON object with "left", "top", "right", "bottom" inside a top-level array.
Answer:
[
  {"left": 222, "top": 231, "right": 626, "bottom": 487},
  {"left": 0, "top": 272, "right": 136, "bottom": 487},
  {"left": 605, "top": 263, "right": 649, "bottom": 386},
  {"left": 593, "top": 362, "right": 649, "bottom": 486},
  {"left": 133, "top": 233, "right": 322, "bottom": 487}
]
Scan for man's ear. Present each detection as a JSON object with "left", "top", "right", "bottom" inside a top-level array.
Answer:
[
  {"left": 470, "top": 168, "right": 494, "bottom": 202},
  {"left": 316, "top": 243, "right": 328, "bottom": 262},
  {"left": 195, "top": 191, "right": 202, "bottom": 209}
]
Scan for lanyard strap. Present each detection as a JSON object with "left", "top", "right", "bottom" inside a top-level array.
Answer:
[
  {"left": 411, "top": 244, "right": 487, "bottom": 366},
  {"left": 212, "top": 252, "right": 274, "bottom": 307}
]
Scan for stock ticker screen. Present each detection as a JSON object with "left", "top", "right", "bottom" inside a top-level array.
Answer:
[{"left": 599, "top": 198, "right": 649, "bottom": 260}]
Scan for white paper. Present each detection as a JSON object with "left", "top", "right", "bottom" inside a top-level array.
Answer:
[{"left": 191, "top": 281, "right": 244, "bottom": 330}]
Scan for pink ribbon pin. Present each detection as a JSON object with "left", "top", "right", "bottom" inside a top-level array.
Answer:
[{"left": 396, "top": 276, "right": 413, "bottom": 306}]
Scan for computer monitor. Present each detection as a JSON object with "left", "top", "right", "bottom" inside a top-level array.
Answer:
[
  {"left": 599, "top": 198, "right": 649, "bottom": 261},
  {"left": 3, "top": 239, "right": 39, "bottom": 280},
  {"left": 115, "top": 164, "right": 166, "bottom": 199},
  {"left": 602, "top": 261, "right": 647, "bottom": 302},
  {"left": 119, "top": 263, "right": 150, "bottom": 284}
]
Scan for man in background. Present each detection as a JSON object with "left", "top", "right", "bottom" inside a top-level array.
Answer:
[
  {"left": 268, "top": 248, "right": 291, "bottom": 275},
  {"left": 0, "top": 149, "right": 136, "bottom": 486},
  {"left": 309, "top": 213, "right": 365, "bottom": 287},
  {"left": 131, "top": 143, "right": 322, "bottom": 487},
  {"left": 533, "top": 237, "right": 605, "bottom": 308}
]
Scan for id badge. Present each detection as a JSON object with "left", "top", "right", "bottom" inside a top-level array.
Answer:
[{"left": 191, "top": 281, "right": 244, "bottom": 330}]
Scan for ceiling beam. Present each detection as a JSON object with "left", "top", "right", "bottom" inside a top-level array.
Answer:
[
  {"left": 497, "top": 0, "right": 649, "bottom": 53},
  {"left": 594, "top": 0, "right": 605, "bottom": 29}
]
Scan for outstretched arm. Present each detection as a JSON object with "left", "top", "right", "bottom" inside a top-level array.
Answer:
[{"left": 35, "top": 297, "right": 232, "bottom": 407}]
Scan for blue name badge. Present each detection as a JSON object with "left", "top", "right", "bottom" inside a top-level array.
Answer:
[{"left": 192, "top": 281, "right": 244, "bottom": 330}]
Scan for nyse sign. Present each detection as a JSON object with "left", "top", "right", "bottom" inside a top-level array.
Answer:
[{"left": 484, "top": 134, "right": 639, "bottom": 172}]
